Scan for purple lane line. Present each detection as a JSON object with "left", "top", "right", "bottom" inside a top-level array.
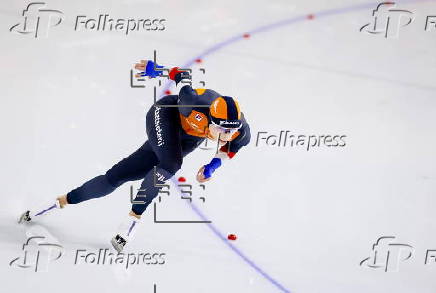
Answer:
[
  {"left": 159, "top": 0, "right": 435, "bottom": 96},
  {"left": 161, "top": 1, "right": 434, "bottom": 291},
  {"left": 34, "top": 204, "right": 56, "bottom": 216},
  {"left": 127, "top": 221, "right": 137, "bottom": 236},
  {"left": 172, "top": 178, "right": 291, "bottom": 293}
]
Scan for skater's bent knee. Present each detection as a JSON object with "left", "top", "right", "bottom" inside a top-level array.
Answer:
[
  {"left": 105, "top": 170, "right": 124, "bottom": 188},
  {"left": 160, "top": 160, "right": 182, "bottom": 176}
]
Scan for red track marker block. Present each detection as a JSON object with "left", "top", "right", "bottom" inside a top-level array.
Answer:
[
  {"left": 228, "top": 234, "right": 237, "bottom": 241},
  {"left": 178, "top": 176, "right": 186, "bottom": 182}
]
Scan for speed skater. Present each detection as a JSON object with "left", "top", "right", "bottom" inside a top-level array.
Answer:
[{"left": 18, "top": 60, "right": 251, "bottom": 252}]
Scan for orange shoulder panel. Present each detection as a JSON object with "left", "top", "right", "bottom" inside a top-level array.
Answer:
[{"left": 179, "top": 111, "right": 209, "bottom": 138}]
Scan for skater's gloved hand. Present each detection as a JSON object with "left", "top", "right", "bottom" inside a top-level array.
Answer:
[
  {"left": 197, "top": 166, "right": 212, "bottom": 183},
  {"left": 197, "top": 158, "right": 222, "bottom": 182},
  {"left": 134, "top": 60, "right": 164, "bottom": 78}
]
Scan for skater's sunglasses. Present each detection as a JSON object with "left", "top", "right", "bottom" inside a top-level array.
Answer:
[{"left": 211, "top": 122, "right": 242, "bottom": 134}]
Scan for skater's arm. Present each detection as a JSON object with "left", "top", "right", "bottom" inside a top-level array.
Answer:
[
  {"left": 135, "top": 60, "right": 164, "bottom": 78},
  {"left": 196, "top": 147, "right": 239, "bottom": 183},
  {"left": 168, "top": 67, "right": 191, "bottom": 85},
  {"left": 177, "top": 84, "right": 200, "bottom": 116},
  {"left": 168, "top": 67, "right": 199, "bottom": 117},
  {"left": 136, "top": 60, "right": 196, "bottom": 115},
  {"left": 135, "top": 60, "right": 190, "bottom": 85},
  {"left": 197, "top": 122, "right": 251, "bottom": 182}
]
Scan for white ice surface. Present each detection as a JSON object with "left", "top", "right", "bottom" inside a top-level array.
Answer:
[{"left": 1, "top": 0, "right": 436, "bottom": 292}]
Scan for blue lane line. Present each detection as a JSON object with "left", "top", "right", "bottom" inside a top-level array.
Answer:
[{"left": 164, "top": 1, "right": 433, "bottom": 291}]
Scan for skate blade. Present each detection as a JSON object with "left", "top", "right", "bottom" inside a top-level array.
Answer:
[
  {"left": 18, "top": 211, "right": 31, "bottom": 224},
  {"left": 111, "top": 237, "right": 124, "bottom": 253}
]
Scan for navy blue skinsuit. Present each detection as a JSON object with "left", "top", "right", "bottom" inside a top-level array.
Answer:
[{"left": 66, "top": 86, "right": 251, "bottom": 215}]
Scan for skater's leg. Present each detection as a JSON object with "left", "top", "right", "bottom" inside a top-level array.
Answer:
[
  {"left": 65, "top": 175, "right": 116, "bottom": 204},
  {"left": 131, "top": 157, "right": 182, "bottom": 216},
  {"left": 130, "top": 103, "right": 184, "bottom": 216},
  {"left": 66, "top": 142, "right": 158, "bottom": 205},
  {"left": 112, "top": 103, "right": 183, "bottom": 251},
  {"left": 19, "top": 142, "right": 159, "bottom": 223},
  {"left": 128, "top": 136, "right": 202, "bottom": 215},
  {"left": 105, "top": 142, "right": 158, "bottom": 188}
]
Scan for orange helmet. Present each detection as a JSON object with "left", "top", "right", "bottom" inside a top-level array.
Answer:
[{"left": 209, "top": 96, "right": 242, "bottom": 129}]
